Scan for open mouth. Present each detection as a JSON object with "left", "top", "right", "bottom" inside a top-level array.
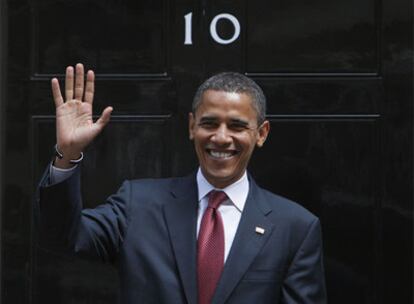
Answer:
[{"left": 207, "top": 149, "right": 238, "bottom": 159}]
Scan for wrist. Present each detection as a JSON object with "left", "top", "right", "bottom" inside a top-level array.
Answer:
[
  {"left": 54, "top": 144, "right": 84, "bottom": 168},
  {"left": 53, "top": 157, "right": 77, "bottom": 169}
]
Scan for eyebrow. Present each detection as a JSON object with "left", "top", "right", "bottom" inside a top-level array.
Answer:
[
  {"left": 229, "top": 118, "right": 249, "bottom": 127},
  {"left": 199, "top": 116, "right": 217, "bottom": 123}
]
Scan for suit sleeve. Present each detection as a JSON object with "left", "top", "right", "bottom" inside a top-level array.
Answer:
[
  {"left": 281, "top": 218, "right": 327, "bottom": 304},
  {"left": 35, "top": 164, "right": 131, "bottom": 263}
]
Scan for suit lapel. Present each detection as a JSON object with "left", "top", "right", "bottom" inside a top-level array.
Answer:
[
  {"left": 163, "top": 174, "right": 198, "bottom": 304},
  {"left": 212, "top": 178, "right": 275, "bottom": 304}
]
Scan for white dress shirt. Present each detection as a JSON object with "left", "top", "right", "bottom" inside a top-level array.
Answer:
[
  {"left": 50, "top": 165, "right": 250, "bottom": 262},
  {"left": 196, "top": 168, "right": 249, "bottom": 262}
]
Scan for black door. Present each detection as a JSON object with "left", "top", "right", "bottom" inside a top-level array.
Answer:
[{"left": 2, "top": 0, "right": 412, "bottom": 303}]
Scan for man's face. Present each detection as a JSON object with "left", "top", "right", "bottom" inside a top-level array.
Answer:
[{"left": 189, "top": 90, "right": 270, "bottom": 188}]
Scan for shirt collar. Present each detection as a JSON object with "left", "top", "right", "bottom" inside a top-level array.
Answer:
[{"left": 196, "top": 168, "right": 249, "bottom": 212}]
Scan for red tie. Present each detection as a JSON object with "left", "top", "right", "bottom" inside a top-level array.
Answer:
[{"left": 197, "top": 190, "right": 227, "bottom": 304}]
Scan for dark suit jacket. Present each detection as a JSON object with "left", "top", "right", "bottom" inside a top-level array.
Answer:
[{"left": 36, "top": 167, "right": 327, "bottom": 304}]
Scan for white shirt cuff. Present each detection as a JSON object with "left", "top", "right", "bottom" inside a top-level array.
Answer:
[{"left": 49, "top": 163, "right": 78, "bottom": 185}]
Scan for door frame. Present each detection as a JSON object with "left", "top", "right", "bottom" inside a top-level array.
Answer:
[{"left": 0, "top": 0, "right": 7, "bottom": 300}]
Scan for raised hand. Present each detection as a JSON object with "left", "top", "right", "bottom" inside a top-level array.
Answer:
[{"left": 51, "top": 63, "right": 113, "bottom": 168}]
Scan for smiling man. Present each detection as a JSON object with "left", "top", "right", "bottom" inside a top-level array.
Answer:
[
  {"left": 189, "top": 88, "right": 269, "bottom": 188},
  {"left": 36, "top": 65, "right": 327, "bottom": 304}
]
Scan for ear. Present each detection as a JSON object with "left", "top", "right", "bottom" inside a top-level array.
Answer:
[
  {"left": 188, "top": 112, "right": 195, "bottom": 140},
  {"left": 256, "top": 120, "right": 270, "bottom": 148}
]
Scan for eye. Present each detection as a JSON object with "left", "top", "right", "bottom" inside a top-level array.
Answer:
[
  {"left": 229, "top": 122, "right": 249, "bottom": 131},
  {"left": 198, "top": 121, "right": 218, "bottom": 129}
]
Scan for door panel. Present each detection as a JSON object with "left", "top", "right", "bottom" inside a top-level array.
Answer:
[
  {"left": 34, "top": 0, "right": 167, "bottom": 74},
  {"left": 246, "top": 0, "right": 378, "bottom": 73}
]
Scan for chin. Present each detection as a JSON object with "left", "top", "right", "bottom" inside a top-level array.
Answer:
[{"left": 204, "top": 171, "right": 238, "bottom": 188}]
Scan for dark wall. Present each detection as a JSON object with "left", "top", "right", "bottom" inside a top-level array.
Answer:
[{"left": 2, "top": 0, "right": 413, "bottom": 303}]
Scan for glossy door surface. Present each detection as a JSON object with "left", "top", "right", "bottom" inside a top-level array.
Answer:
[{"left": 2, "top": 0, "right": 412, "bottom": 303}]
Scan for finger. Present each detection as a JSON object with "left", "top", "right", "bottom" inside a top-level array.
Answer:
[
  {"left": 84, "top": 70, "right": 95, "bottom": 104},
  {"left": 95, "top": 106, "right": 113, "bottom": 128},
  {"left": 74, "top": 63, "right": 84, "bottom": 101},
  {"left": 51, "top": 78, "right": 64, "bottom": 108},
  {"left": 65, "top": 66, "right": 74, "bottom": 101}
]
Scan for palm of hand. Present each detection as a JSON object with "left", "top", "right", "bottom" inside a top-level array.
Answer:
[
  {"left": 51, "top": 64, "right": 113, "bottom": 157},
  {"left": 56, "top": 100, "right": 96, "bottom": 149}
]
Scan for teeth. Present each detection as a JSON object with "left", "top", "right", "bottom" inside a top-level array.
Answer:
[{"left": 210, "top": 151, "right": 233, "bottom": 158}]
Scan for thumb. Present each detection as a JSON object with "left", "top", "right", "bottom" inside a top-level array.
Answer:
[{"left": 95, "top": 106, "right": 113, "bottom": 131}]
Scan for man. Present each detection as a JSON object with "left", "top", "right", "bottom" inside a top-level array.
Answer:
[{"left": 36, "top": 63, "right": 327, "bottom": 303}]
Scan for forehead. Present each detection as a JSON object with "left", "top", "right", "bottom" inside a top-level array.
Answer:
[{"left": 196, "top": 90, "right": 257, "bottom": 119}]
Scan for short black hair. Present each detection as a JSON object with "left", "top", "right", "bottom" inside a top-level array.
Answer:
[{"left": 192, "top": 72, "right": 267, "bottom": 124}]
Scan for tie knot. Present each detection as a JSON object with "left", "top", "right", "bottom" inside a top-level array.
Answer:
[{"left": 208, "top": 191, "right": 227, "bottom": 209}]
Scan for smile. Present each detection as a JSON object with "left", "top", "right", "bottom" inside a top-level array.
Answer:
[{"left": 207, "top": 149, "right": 237, "bottom": 159}]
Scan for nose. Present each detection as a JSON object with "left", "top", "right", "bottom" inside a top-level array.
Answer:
[{"left": 211, "top": 124, "right": 232, "bottom": 145}]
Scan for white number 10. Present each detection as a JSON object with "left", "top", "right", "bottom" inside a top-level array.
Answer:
[{"left": 184, "top": 12, "right": 241, "bottom": 45}]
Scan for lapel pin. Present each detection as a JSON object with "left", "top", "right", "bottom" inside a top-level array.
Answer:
[{"left": 255, "top": 227, "right": 265, "bottom": 235}]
